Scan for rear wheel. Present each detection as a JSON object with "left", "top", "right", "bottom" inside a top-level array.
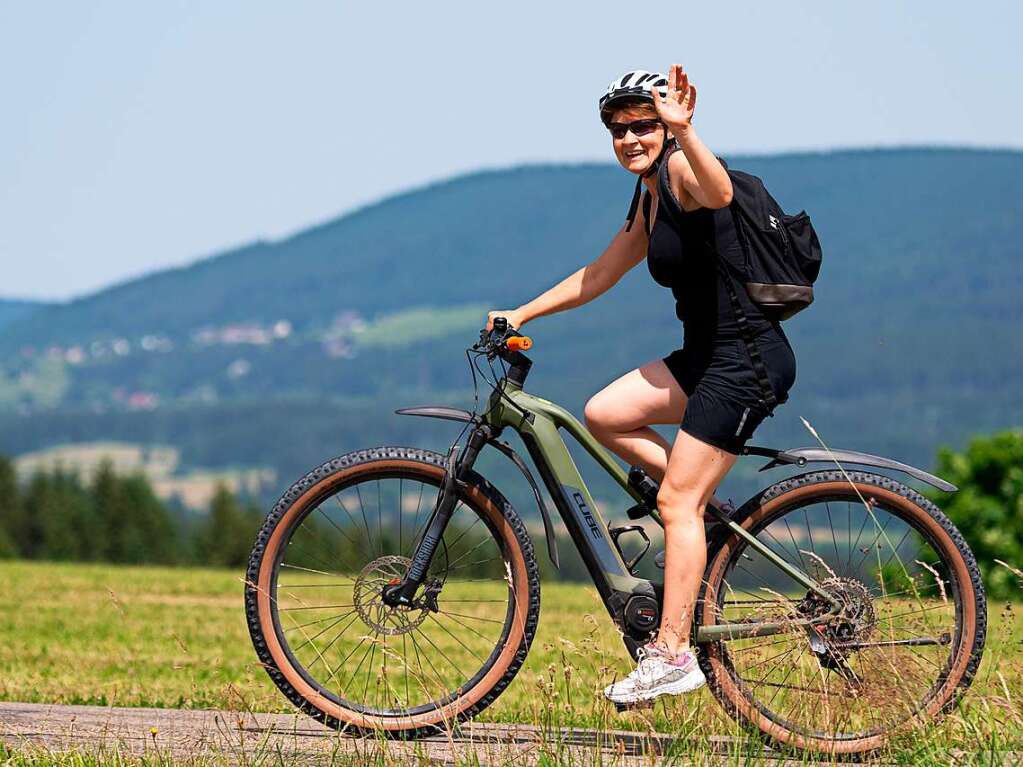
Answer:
[
  {"left": 245, "top": 446, "right": 541, "bottom": 737},
  {"left": 696, "top": 470, "right": 986, "bottom": 755}
]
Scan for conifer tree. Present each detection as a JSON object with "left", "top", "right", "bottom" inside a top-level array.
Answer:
[
  {"left": 42, "top": 467, "right": 98, "bottom": 560},
  {"left": 0, "top": 455, "right": 22, "bottom": 558},
  {"left": 197, "top": 484, "right": 254, "bottom": 568},
  {"left": 121, "top": 473, "right": 178, "bottom": 563},
  {"left": 91, "top": 459, "right": 127, "bottom": 562},
  {"left": 20, "top": 470, "right": 52, "bottom": 559}
]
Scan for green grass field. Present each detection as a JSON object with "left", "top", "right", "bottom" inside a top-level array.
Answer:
[{"left": 0, "top": 560, "right": 1021, "bottom": 764}]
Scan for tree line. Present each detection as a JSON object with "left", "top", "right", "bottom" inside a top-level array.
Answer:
[
  {"left": 0, "top": 455, "right": 262, "bottom": 567},
  {"left": 0, "top": 429, "right": 1020, "bottom": 598}
]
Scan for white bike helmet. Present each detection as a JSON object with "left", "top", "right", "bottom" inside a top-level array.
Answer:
[{"left": 599, "top": 70, "right": 669, "bottom": 126}]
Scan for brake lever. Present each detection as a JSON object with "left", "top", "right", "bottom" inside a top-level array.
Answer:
[{"left": 471, "top": 317, "right": 519, "bottom": 357}]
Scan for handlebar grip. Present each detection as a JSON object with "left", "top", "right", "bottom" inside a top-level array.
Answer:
[{"left": 506, "top": 336, "right": 532, "bottom": 351}]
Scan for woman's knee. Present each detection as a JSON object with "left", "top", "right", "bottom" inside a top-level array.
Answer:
[
  {"left": 583, "top": 393, "right": 616, "bottom": 436},
  {"left": 657, "top": 483, "right": 706, "bottom": 525}
]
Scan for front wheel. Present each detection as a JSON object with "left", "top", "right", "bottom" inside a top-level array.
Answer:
[
  {"left": 696, "top": 470, "right": 986, "bottom": 755},
  {"left": 245, "top": 446, "right": 541, "bottom": 737}
]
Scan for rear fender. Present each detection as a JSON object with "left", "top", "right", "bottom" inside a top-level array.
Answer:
[{"left": 744, "top": 445, "right": 957, "bottom": 492}]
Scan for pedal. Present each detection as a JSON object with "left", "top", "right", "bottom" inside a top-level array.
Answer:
[
  {"left": 625, "top": 503, "right": 651, "bottom": 521},
  {"left": 627, "top": 465, "right": 660, "bottom": 508},
  {"left": 613, "top": 699, "right": 654, "bottom": 712}
]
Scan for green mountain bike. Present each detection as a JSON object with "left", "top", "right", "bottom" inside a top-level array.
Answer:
[{"left": 245, "top": 318, "right": 986, "bottom": 755}]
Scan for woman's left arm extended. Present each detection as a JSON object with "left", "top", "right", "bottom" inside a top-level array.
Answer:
[{"left": 652, "top": 64, "right": 733, "bottom": 209}]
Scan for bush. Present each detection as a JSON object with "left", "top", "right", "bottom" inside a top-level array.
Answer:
[{"left": 928, "top": 429, "right": 1023, "bottom": 599}]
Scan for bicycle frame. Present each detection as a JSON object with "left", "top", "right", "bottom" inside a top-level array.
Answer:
[
  {"left": 385, "top": 341, "right": 846, "bottom": 652},
  {"left": 483, "top": 378, "right": 844, "bottom": 643}
]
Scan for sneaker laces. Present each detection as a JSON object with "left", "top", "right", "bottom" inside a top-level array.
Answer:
[{"left": 632, "top": 643, "right": 686, "bottom": 684}]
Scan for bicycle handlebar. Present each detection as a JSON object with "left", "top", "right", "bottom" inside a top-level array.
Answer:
[{"left": 473, "top": 316, "right": 533, "bottom": 358}]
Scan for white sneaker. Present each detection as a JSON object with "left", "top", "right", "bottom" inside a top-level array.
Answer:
[{"left": 603, "top": 643, "right": 706, "bottom": 705}]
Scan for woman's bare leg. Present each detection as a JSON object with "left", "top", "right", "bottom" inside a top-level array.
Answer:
[
  {"left": 583, "top": 360, "right": 727, "bottom": 508},
  {"left": 583, "top": 359, "right": 687, "bottom": 482},
  {"left": 656, "top": 429, "right": 737, "bottom": 654}
]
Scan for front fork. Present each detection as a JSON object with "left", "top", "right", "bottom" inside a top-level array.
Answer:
[{"left": 381, "top": 423, "right": 494, "bottom": 607}]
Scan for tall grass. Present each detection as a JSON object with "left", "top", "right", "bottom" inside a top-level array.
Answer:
[{"left": 0, "top": 560, "right": 1019, "bottom": 765}]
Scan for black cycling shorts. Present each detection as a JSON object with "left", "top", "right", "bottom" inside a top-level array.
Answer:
[{"left": 662, "top": 335, "right": 796, "bottom": 455}]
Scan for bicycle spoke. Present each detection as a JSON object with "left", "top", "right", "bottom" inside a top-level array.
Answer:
[
  {"left": 436, "top": 609, "right": 493, "bottom": 643},
  {"left": 428, "top": 614, "right": 487, "bottom": 664},
  {"left": 436, "top": 609, "right": 504, "bottom": 625},
  {"left": 824, "top": 502, "right": 842, "bottom": 576},
  {"left": 446, "top": 556, "right": 503, "bottom": 573},
  {"left": 336, "top": 638, "right": 375, "bottom": 696},
  {"left": 778, "top": 517, "right": 811, "bottom": 574},
  {"left": 285, "top": 538, "right": 358, "bottom": 581},
  {"left": 279, "top": 602, "right": 355, "bottom": 612},
  {"left": 286, "top": 610, "right": 358, "bottom": 632},
  {"left": 318, "top": 501, "right": 364, "bottom": 555},
  {"left": 300, "top": 612, "right": 362, "bottom": 672},
  {"left": 290, "top": 610, "right": 356, "bottom": 653},
  {"left": 281, "top": 562, "right": 350, "bottom": 580},
  {"left": 353, "top": 483, "right": 376, "bottom": 556},
  {"left": 377, "top": 479, "right": 383, "bottom": 557},
  {"left": 850, "top": 514, "right": 899, "bottom": 576}
]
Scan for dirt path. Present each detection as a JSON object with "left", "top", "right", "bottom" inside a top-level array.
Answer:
[{"left": 0, "top": 701, "right": 779, "bottom": 765}]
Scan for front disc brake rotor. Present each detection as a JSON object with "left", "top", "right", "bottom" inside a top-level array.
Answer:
[{"left": 353, "top": 556, "right": 429, "bottom": 636}]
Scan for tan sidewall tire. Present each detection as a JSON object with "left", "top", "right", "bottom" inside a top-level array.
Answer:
[
  {"left": 245, "top": 448, "right": 540, "bottom": 735},
  {"left": 697, "top": 472, "right": 984, "bottom": 756}
]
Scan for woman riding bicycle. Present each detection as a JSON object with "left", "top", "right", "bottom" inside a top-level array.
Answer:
[{"left": 486, "top": 65, "right": 797, "bottom": 704}]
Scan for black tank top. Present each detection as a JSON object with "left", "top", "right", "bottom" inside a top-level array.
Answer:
[{"left": 645, "top": 155, "right": 780, "bottom": 349}]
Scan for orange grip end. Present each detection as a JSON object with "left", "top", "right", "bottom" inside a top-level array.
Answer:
[{"left": 506, "top": 336, "right": 533, "bottom": 351}]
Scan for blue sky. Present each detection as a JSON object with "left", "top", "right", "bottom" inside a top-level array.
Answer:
[{"left": 2, "top": 1, "right": 1020, "bottom": 300}]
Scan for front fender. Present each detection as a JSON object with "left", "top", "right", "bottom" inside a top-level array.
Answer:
[
  {"left": 395, "top": 406, "right": 475, "bottom": 423},
  {"left": 744, "top": 445, "right": 957, "bottom": 492}
]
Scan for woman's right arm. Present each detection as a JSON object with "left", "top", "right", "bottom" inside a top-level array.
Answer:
[{"left": 486, "top": 212, "right": 649, "bottom": 331}]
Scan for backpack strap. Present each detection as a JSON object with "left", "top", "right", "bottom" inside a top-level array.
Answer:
[
  {"left": 715, "top": 257, "right": 780, "bottom": 410},
  {"left": 641, "top": 190, "right": 652, "bottom": 238},
  {"left": 624, "top": 175, "right": 643, "bottom": 232}
]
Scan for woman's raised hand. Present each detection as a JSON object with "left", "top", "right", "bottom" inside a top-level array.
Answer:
[
  {"left": 486, "top": 309, "right": 527, "bottom": 333},
  {"left": 652, "top": 64, "right": 697, "bottom": 133}
]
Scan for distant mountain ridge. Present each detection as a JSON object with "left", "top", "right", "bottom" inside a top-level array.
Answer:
[
  {"left": 0, "top": 299, "right": 48, "bottom": 330},
  {"left": 0, "top": 147, "right": 1020, "bottom": 510}
]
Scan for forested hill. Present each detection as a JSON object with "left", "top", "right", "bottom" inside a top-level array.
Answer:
[
  {"left": 0, "top": 147, "right": 1020, "bottom": 509},
  {"left": 0, "top": 299, "right": 47, "bottom": 330}
]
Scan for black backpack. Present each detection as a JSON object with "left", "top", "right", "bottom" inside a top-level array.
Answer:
[{"left": 722, "top": 167, "right": 823, "bottom": 320}]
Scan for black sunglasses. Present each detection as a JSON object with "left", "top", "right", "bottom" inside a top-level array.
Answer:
[{"left": 607, "top": 119, "right": 663, "bottom": 140}]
